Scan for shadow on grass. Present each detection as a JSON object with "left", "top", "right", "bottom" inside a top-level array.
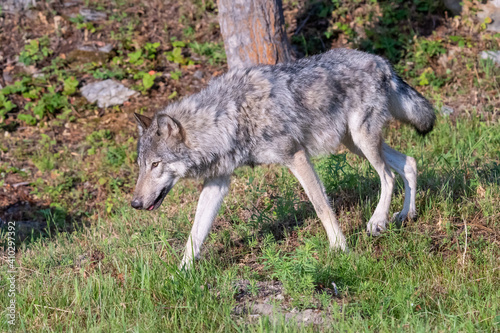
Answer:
[
  {"left": 0, "top": 201, "right": 87, "bottom": 248},
  {"left": 241, "top": 157, "right": 498, "bottom": 250}
]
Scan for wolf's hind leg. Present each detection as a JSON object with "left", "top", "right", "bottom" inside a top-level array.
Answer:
[
  {"left": 287, "top": 150, "right": 347, "bottom": 251},
  {"left": 347, "top": 132, "right": 395, "bottom": 236},
  {"left": 180, "top": 175, "right": 230, "bottom": 269},
  {"left": 382, "top": 143, "right": 417, "bottom": 222}
]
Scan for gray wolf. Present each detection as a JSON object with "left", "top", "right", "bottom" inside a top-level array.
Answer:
[{"left": 130, "top": 48, "right": 435, "bottom": 268}]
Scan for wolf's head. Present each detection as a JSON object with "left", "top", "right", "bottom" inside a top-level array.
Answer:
[{"left": 131, "top": 113, "right": 189, "bottom": 211}]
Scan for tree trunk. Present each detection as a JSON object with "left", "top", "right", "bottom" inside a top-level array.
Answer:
[{"left": 217, "top": 0, "right": 293, "bottom": 69}]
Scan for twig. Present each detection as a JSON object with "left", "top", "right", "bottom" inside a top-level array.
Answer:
[
  {"left": 462, "top": 218, "right": 467, "bottom": 266},
  {"left": 34, "top": 304, "right": 73, "bottom": 313},
  {"left": 294, "top": 12, "right": 311, "bottom": 36},
  {"left": 12, "top": 181, "right": 30, "bottom": 188}
]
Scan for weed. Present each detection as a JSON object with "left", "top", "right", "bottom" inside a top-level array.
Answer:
[
  {"left": 19, "top": 36, "right": 53, "bottom": 66},
  {"left": 261, "top": 239, "right": 320, "bottom": 307},
  {"left": 0, "top": 92, "right": 16, "bottom": 120},
  {"left": 170, "top": 70, "right": 182, "bottom": 80},
  {"left": 167, "top": 40, "right": 194, "bottom": 66},
  {"left": 189, "top": 41, "right": 226, "bottom": 65}
]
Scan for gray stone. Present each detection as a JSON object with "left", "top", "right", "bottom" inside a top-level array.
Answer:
[
  {"left": 477, "top": 1, "right": 500, "bottom": 33},
  {"left": 79, "top": 8, "right": 107, "bottom": 21},
  {"left": 81, "top": 80, "right": 137, "bottom": 108},
  {"left": 3, "top": 72, "right": 13, "bottom": 85},
  {"left": 77, "top": 43, "right": 113, "bottom": 53},
  {"left": 0, "top": 0, "right": 36, "bottom": 13},
  {"left": 440, "top": 105, "right": 454, "bottom": 116},
  {"left": 443, "top": 0, "right": 462, "bottom": 15},
  {"left": 193, "top": 70, "right": 204, "bottom": 80},
  {"left": 481, "top": 50, "right": 500, "bottom": 66}
]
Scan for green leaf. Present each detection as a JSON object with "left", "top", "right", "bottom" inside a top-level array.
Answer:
[
  {"left": 63, "top": 76, "right": 79, "bottom": 95},
  {"left": 171, "top": 41, "right": 185, "bottom": 48},
  {"left": 33, "top": 102, "right": 46, "bottom": 119},
  {"left": 17, "top": 113, "right": 37, "bottom": 125},
  {"left": 142, "top": 73, "right": 156, "bottom": 90},
  {"left": 168, "top": 91, "right": 177, "bottom": 99},
  {"left": 170, "top": 70, "right": 182, "bottom": 80},
  {"left": 128, "top": 50, "right": 144, "bottom": 65}
]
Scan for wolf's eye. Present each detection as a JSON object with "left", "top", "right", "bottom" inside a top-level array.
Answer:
[{"left": 151, "top": 161, "right": 160, "bottom": 169}]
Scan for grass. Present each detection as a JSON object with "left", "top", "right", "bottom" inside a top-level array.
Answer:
[{"left": 1, "top": 114, "right": 499, "bottom": 332}]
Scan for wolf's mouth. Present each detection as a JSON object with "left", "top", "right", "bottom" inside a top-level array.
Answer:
[{"left": 147, "top": 187, "right": 170, "bottom": 211}]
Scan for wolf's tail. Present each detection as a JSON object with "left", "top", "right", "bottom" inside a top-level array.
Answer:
[{"left": 387, "top": 74, "right": 435, "bottom": 135}]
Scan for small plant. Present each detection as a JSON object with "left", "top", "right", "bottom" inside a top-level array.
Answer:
[
  {"left": 19, "top": 37, "right": 53, "bottom": 66},
  {"left": 449, "top": 35, "right": 472, "bottom": 48},
  {"left": 166, "top": 40, "right": 194, "bottom": 65},
  {"left": 141, "top": 71, "right": 158, "bottom": 90},
  {"left": 261, "top": 239, "right": 320, "bottom": 307},
  {"left": 63, "top": 76, "right": 79, "bottom": 96},
  {"left": 133, "top": 71, "right": 161, "bottom": 91},
  {"left": 23, "top": 86, "right": 70, "bottom": 123},
  {"left": 0, "top": 93, "right": 16, "bottom": 120},
  {"left": 70, "top": 14, "right": 97, "bottom": 33},
  {"left": 86, "top": 129, "right": 113, "bottom": 155},
  {"left": 188, "top": 41, "right": 226, "bottom": 65},
  {"left": 106, "top": 145, "right": 127, "bottom": 168},
  {"left": 170, "top": 70, "right": 182, "bottom": 80},
  {"left": 144, "top": 42, "right": 161, "bottom": 59},
  {"left": 128, "top": 49, "right": 144, "bottom": 65}
]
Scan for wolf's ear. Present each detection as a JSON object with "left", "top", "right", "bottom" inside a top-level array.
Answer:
[
  {"left": 157, "top": 114, "right": 186, "bottom": 143},
  {"left": 134, "top": 113, "right": 152, "bottom": 137}
]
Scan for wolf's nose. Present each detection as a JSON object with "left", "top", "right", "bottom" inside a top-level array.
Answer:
[{"left": 131, "top": 199, "right": 143, "bottom": 209}]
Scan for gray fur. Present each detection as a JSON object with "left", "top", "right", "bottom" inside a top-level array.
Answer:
[{"left": 131, "top": 48, "right": 435, "bottom": 268}]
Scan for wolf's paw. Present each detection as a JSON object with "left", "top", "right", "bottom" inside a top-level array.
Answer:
[
  {"left": 331, "top": 236, "right": 349, "bottom": 253},
  {"left": 391, "top": 210, "right": 417, "bottom": 223},
  {"left": 366, "top": 219, "right": 388, "bottom": 236}
]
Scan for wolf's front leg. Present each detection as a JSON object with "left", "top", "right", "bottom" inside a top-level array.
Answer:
[
  {"left": 180, "top": 175, "right": 231, "bottom": 269},
  {"left": 287, "top": 150, "right": 348, "bottom": 252}
]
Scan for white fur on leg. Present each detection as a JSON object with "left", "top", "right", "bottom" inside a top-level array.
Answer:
[
  {"left": 287, "top": 150, "right": 348, "bottom": 251},
  {"left": 382, "top": 143, "right": 417, "bottom": 222},
  {"left": 179, "top": 175, "right": 230, "bottom": 269}
]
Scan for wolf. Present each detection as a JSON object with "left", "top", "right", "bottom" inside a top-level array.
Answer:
[{"left": 131, "top": 48, "right": 435, "bottom": 268}]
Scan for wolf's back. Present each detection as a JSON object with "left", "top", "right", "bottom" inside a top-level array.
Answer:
[{"left": 387, "top": 74, "right": 435, "bottom": 135}]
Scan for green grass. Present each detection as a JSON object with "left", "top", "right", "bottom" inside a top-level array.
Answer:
[
  {"left": 1, "top": 115, "right": 499, "bottom": 332},
  {"left": 1, "top": 0, "right": 499, "bottom": 331}
]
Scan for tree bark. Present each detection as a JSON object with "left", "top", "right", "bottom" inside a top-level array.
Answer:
[{"left": 217, "top": 0, "right": 293, "bottom": 69}]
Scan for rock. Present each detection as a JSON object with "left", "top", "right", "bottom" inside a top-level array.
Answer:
[
  {"left": 443, "top": 0, "right": 462, "bottom": 15},
  {"left": 3, "top": 72, "right": 13, "bottom": 85},
  {"left": 440, "top": 105, "right": 454, "bottom": 116},
  {"left": 193, "top": 70, "right": 204, "bottom": 80},
  {"left": 79, "top": 8, "right": 107, "bottom": 21},
  {"left": 67, "top": 43, "right": 113, "bottom": 66},
  {"left": 81, "top": 80, "right": 137, "bottom": 108},
  {"left": 477, "top": 1, "right": 500, "bottom": 33},
  {"left": 78, "top": 43, "right": 113, "bottom": 53},
  {"left": 481, "top": 50, "right": 500, "bottom": 66},
  {"left": 1, "top": 0, "right": 36, "bottom": 13},
  {"left": 67, "top": 48, "right": 111, "bottom": 66},
  {"left": 75, "top": 254, "right": 88, "bottom": 268},
  {"left": 63, "top": 1, "right": 82, "bottom": 8}
]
